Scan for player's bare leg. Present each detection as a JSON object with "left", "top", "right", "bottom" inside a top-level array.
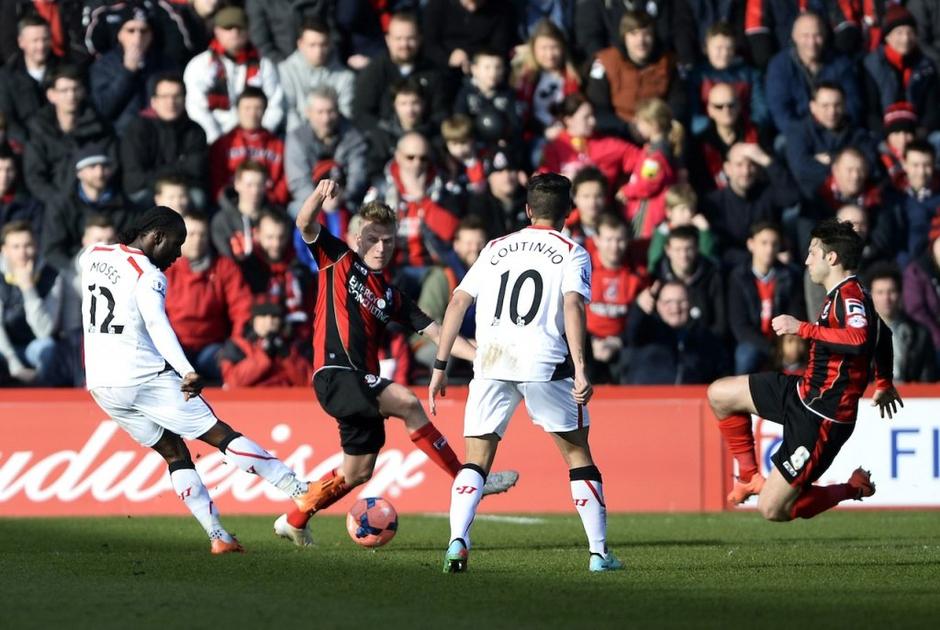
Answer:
[
  {"left": 380, "top": 383, "right": 518, "bottom": 495},
  {"left": 444, "top": 435, "right": 500, "bottom": 573},
  {"left": 151, "top": 431, "right": 242, "bottom": 553},
  {"left": 552, "top": 427, "right": 623, "bottom": 572},
  {"left": 707, "top": 376, "right": 765, "bottom": 504},
  {"left": 755, "top": 468, "right": 802, "bottom": 521}
]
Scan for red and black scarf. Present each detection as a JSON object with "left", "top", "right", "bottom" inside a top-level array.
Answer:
[
  {"left": 884, "top": 43, "right": 915, "bottom": 89},
  {"left": 207, "top": 39, "right": 261, "bottom": 111}
]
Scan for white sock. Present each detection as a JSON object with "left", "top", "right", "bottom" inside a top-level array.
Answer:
[
  {"left": 449, "top": 466, "right": 485, "bottom": 548},
  {"left": 223, "top": 435, "right": 308, "bottom": 498},
  {"left": 570, "top": 469, "right": 608, "bottom": 556},
  {"left": 170, "top": 466, "right": 232, "bottom": 542}
]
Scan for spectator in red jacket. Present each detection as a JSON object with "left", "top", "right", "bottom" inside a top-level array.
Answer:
[
  {"left": 539, "top": 92, "right": 630, "bottom": 188},
  {"left": 219, "top": 298, "right": 313, "bottom": 388},
  {"left": 586, "top": 212, "right": 646, "bottom": 384},
  {"left": 209, "top": 86, "right": 288, "bottom": 206},
  {"left": 616, "top": 97, "right": 679, "bottom": 242},
  {"left": 238, "top": 209, "right": 315, "bottom": 340},
  {"left": 165, "top": 210, "right": 253, "bottom": 382}
]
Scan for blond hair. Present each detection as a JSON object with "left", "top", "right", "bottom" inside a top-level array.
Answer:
[
  {"left": 665, "top": 182, "right": 697, "bottom": 210},
  {"left": 510, "top": 19, "right": 581, "bottom": 91},
  {"left": 635, "top": 98, "right": 684, "bottom": 158},
  {"left": 441, "top": 114, "right": 474, "bottom": 143},
  {"left": 358, "top": 201, "right": 398, "bottom": 228}
]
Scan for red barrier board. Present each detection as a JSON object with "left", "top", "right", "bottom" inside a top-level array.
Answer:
[
  {"left": 5, "top": 384, "right": 936, "bottom": 516},
  {"left": 0, "top": 387, "right": 726, "bottom": 515}
]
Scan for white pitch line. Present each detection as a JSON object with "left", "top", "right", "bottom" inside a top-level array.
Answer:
[{"left": 421, "top": 513, "right": 546, "bottom": 525}]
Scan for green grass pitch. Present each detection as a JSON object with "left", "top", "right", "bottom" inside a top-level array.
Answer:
[{"left": 1, "top": 512, "right": 938, "bottom": 629}]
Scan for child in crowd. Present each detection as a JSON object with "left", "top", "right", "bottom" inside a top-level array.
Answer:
[
  {"left": 438, "top": 114, "right": 487, "bottom": 199},
  {"left": 648, "top": 183, "right": 715, "bottom": 270},
  {"left": 454, "top": 49, "right": 521, "bottom": 145}
]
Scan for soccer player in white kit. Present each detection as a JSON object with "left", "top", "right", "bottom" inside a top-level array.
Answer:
[
  {"left": 429, "top": 173, "right": 623, "bottom": 572},
  {"left": 81, "top": 206, "right": 322, "bottom": 554}
]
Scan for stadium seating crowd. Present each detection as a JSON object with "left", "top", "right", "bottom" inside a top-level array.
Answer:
[{"left": 2, "top": 0, "right": 940, "bottom": 388}]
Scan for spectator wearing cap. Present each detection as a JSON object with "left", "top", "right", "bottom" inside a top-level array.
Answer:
[
  {"left": 863, "top": 5, "right": 940, "bottom": 139},
  {"left": 23, "top": 65, "right": 116, "bottom": 206},
  {"left": 764, "top": 12, "right": 863, "bottom": 136},
  {"left": 0, "top": 219, "right": 68, "bottom": 387},
  {"left": 352, "top": 12, "right": 447, "bottom": 135},
  {"left": 245, "top": 0, "right": 333, "bottom": 65},
  {"left": 368, "top": 78, "right": 437, "bottom": 182},
  {"left": 874, "top": 140, "right": 940, "bottom": 269},
  {"left": 285, "top": 85, "right": 368, "bottom": 215},
  {"left": 211, "top": 161, "right": 282, "bottom": 261},
  {"left": 903, "top": 217, "right": 940, "bottom": 366},
  {"left": 183, "top": 5, "right": 284, "bottom": 144},
  {"left": 42, "top": 145, "right": 132, "bottom": 273},
  {"left": 88, "top": 5, "right": 177, "bottom": 135},
  {"left": 209, "top": 87, "right": 288, "bottom": 206},
  {"left": 467, "top": 148, "right": 528, "bottom": 239},
  {"left": 279, "top": 18, "right": 355, "bottom": 134},
  {"left": 880, "top": 102, "right": 918, "bottom": 190},
  {"left": 364, "top": 131, "right": 461, "bottom": 295},
  {"left": 237, "top": 210, "right": 315, "bottom": 341},
  {"left": 585, "top": 10, "right": 685, "bottom": 139},
  {"left": 219, "top": 296, "right": 313, "bottom": 388},
  {"left": 165, "top": 210, "right": 253, "bottom": 382},
  {"left": 120, "top": 73, "right": 208, "bottom": 206},
  {"left": 785, "top": 81, "right": 879, "bottom": 201},
  {"left": 0, "top": 14, "right": 60, "bottom": 144},
  {"left": 421, "top": 0, "right": 517, "bottom": 75},
  {"left": 0, "top": 144, "right": 42, "bottom": 241}
]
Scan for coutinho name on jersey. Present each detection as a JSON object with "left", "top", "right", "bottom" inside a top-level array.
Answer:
[{"left": 489, "top": 240, "right": 566, "bottom": 265}]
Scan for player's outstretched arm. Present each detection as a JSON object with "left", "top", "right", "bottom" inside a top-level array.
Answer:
[
  {"left": 427, "top": 290, "right": 474, "bottom": 415},
  {"left": 295, "top": 179, "right": 338, "bottom": 242},
  {"left": 563, "top": 291, "right": 593, "bottom": 406}
]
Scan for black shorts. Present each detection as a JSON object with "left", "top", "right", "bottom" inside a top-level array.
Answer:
[
  {"left": 313, "top": 368, "right": 393, "bottom": 455},
  {"left": 748, "top": 372, "right": 855, "bottom": 487}
]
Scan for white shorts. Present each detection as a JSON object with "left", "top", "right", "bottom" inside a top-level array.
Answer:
[
  {"left": 464, "top": 377, "right": 589, "bottom": 438},
  {"left": 89, "top": 371, "right": 219, "bottom": 447}
]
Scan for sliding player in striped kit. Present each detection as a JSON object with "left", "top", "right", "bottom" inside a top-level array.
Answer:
[
  {"left": 82, "top": 206, "right": 322, "bottom": 553},
  {"left": 430, "top": 173, "right": 623, "bottom": 573}
]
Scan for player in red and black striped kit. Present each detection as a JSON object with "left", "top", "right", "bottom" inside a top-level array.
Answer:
[
  {"left": 707, "top": 219, "right": 903, "bottom": 521},
  {"left": 273, "top": 180, "right": 518, "bottom": 546}
]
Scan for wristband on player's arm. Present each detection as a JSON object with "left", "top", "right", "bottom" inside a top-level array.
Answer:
[{"left": 433, "top": 358, "right": 448, "bottom": 371}]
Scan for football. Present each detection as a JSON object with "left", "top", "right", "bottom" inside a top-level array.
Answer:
[{"left": 346, "top": 497, "right": 399, "bottom": 548}]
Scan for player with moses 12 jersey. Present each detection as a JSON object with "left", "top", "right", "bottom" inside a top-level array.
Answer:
[
  {"left": 82, "top": 206, "right": 326, "bottom": 553},
  {"left": 707, "top": 218, "right": 904, "bottom": 521},
  {"left": 274, "top": 180, "right": 518, "bottom": 547},
  {"left": 430, "top": 173, "right": 623, "bottom": 573}
]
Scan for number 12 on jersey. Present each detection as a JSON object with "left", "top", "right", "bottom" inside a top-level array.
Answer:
[
  {"left": 87, "top": 284, "right": 124, "bottom": 334},
  {"left": 492, "top": 269, "right": 544, "bottom": 326}
]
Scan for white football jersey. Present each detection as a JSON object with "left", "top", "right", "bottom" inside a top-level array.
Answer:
[
  {"left": 81, "top": 244, "right": 194, "bottom": 389},
  {"left": 457, "top": 226, "right": 591, "bottom": 381}
]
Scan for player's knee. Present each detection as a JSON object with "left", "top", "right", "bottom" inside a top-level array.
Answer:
[
  {"left": 403, "top": 394, "right": 426, "bottom": 420},
  {"left": 758, "top": 501, "right": 791, "bottom": 522},
  {"left": 706, "top": 380, "right": 727, "bottom": 412}
]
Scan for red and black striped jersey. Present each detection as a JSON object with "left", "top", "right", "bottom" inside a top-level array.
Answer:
[
  {"left": 797, "top": 276, "right": 894, "bottom": 422},
  {"left": 306, "top": 229, "right": 433, "bottom": 374}
]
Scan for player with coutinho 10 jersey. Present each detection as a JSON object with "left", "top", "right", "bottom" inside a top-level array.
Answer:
[{"left": 430, "top": 173, "right": 623, "bottom": 573}]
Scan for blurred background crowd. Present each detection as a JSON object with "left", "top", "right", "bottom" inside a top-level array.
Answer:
[{"left": 2, "top": 0, "right": 940, "bottom": 388}]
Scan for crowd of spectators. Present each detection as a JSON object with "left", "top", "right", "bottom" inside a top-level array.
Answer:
[{"left": 3, "top": 0, "right": 940, "bottom": 389}]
